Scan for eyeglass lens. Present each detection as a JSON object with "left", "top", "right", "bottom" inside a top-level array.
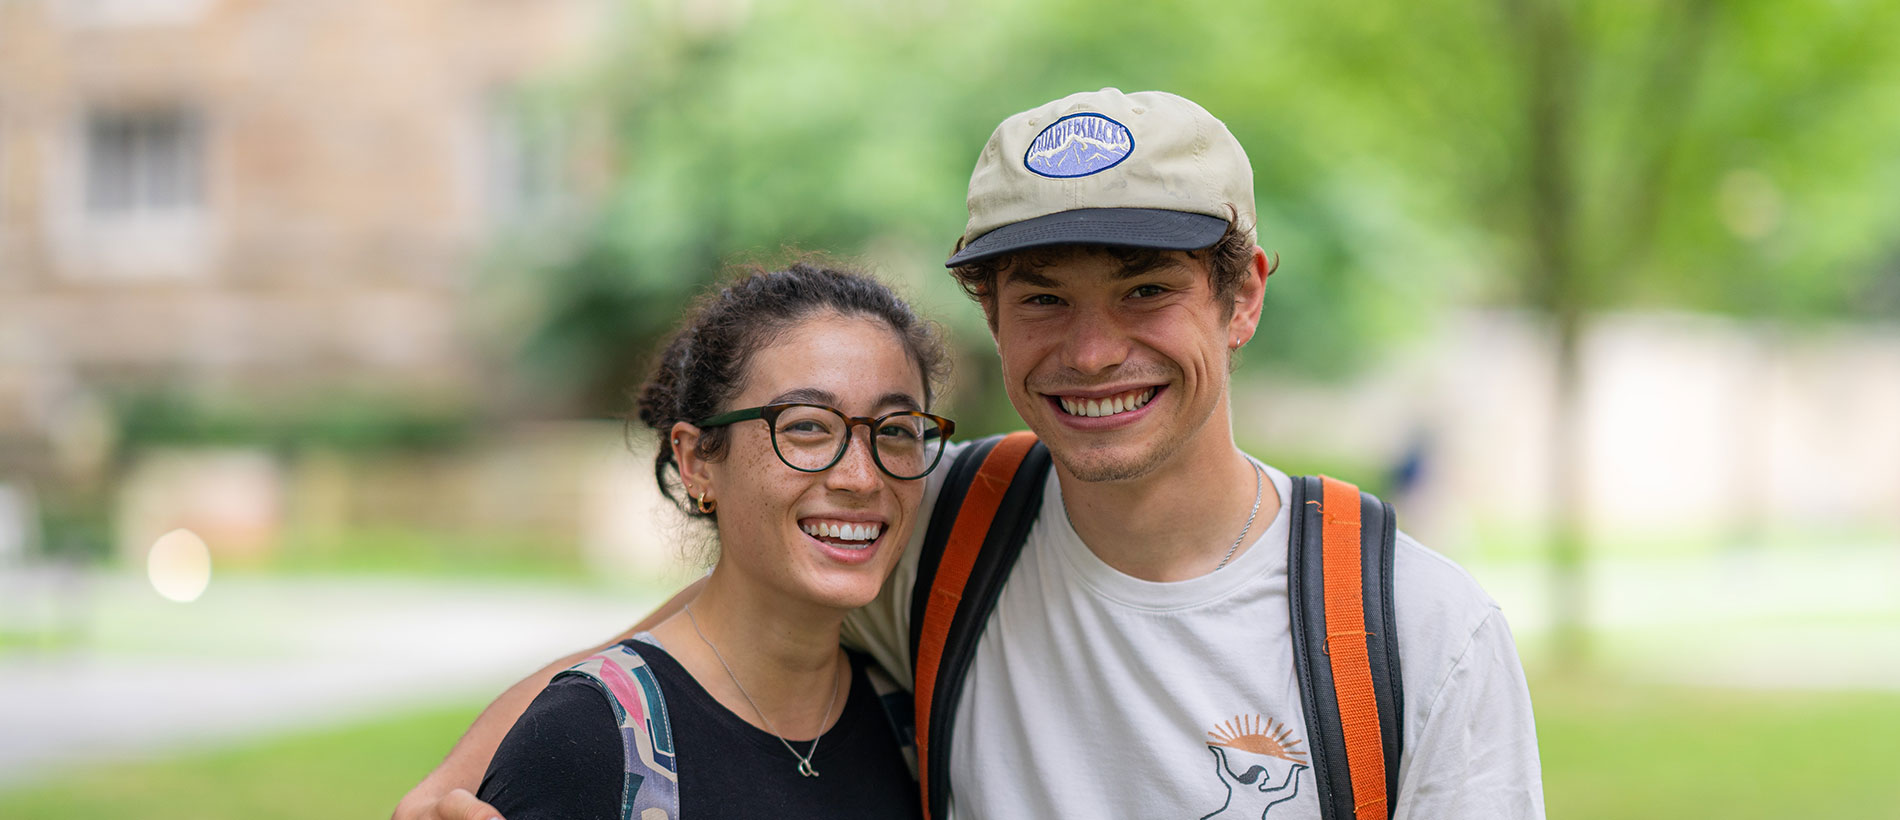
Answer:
[{"left": 769, "top": 405, "right": 944, "bottom": 478}]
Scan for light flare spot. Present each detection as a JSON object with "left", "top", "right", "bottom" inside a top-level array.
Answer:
[{"left": 148, "top": 528, "right": 212, "bottom": 603}]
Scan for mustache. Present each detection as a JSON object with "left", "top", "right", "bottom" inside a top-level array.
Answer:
[{"left": 1027, "top": 366, "right": 1172, "bottom": 395}]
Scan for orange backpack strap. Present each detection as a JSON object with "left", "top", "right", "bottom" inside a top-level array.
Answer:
[
  {"left": 1288, "top": 474, "right": 1404, "bottom": 819},
  {"left": 909, "top": 432, "right": 1049, "bottom": 820}
]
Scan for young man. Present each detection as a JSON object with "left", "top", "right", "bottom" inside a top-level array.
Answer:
[{"left": 397, "top": 88, "right": 1543, "bottom": 820}]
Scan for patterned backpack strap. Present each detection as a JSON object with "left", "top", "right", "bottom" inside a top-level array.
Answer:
[{"left": 553, "top": 637, "right": 681, "bottom": 820}]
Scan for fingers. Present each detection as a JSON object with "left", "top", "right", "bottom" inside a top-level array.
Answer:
[{"left": 435, "top": 788, "right": 503, "bottom": 820}]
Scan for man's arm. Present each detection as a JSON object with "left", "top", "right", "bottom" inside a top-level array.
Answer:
[{"left": 391, "top": 578, "right": 705, "bottom": 820}]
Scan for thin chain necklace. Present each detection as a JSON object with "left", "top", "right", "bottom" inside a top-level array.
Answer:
[
  {"left": 1214, "top": 460, "right": 1266, "bottom": 571},
  {"left": 1062, "top": 456, "right": 1265, "bottom": 573},
  {"left": 683, "top": 603, "right": 840, "bottom": 777}
]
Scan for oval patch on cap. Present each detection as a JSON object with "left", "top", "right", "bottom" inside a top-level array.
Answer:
[{"left": 1023, "top": 113, "right": 1134, "bottom": 179}]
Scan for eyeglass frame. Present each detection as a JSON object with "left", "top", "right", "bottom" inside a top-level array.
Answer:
[{"left": 691, "top": 402, "right": 957, "bottom": 480}]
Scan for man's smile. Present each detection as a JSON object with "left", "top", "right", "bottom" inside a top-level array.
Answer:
[{"left": 1053, "top": 386, "right": 1157, "bottom": 418}]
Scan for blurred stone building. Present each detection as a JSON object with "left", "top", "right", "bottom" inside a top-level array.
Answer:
[{"left": 0, "top": 0, "right": 605, "bottom": 481}]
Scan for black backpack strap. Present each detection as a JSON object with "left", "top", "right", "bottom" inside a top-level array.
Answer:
[
  {"left": 1287, "top": 475, "right": 1404, "bottom": 820},
  {"left": 854, "top": 648, "right": 919, "bottom": 778},
  {"left": 908, "top": 432, "right": 1050, "bottom": 820}
]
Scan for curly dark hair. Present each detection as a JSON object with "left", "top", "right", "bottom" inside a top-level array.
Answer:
[
  {"left": 947, "top": 218, "right": 1263, "bottom": 329},
  {"left": 633, "top": 262, "right": 950, "bottom": 520}
]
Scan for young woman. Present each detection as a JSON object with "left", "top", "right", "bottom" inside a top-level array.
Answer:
[{"left": 475, "top": 263, "right": 950, "bottom": 819}]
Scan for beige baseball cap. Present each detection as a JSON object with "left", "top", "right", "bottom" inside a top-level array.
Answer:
[{"left": 946, "top": 88, "right": 1256, "bottom": 267}]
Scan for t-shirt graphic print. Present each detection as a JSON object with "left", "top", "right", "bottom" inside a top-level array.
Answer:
[{"left": 1198, "top": 714, "right": 1309, "bottom": 818}]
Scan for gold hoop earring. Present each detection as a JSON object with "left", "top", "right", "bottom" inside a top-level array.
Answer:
[{"left": 696, "top": 490, "right": 716, "bottom": 514}]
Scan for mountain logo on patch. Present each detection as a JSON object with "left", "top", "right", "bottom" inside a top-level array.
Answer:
[{"left": 1023, "top": 113, "right": 1134, "bottom": 179}]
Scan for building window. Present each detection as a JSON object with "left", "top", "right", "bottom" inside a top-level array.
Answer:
[
  {"left": 483, "top": 91, "right": 570, "bottom": 225},
  {"left": 54, "top": 105, "right": 214, "bottom": 278},
  {"left": 84, "top": 108, "right": 203, "bottom": 218}
]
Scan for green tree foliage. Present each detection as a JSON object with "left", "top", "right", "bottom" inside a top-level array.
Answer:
[
  {"left": 504, "top": 0, "right": 1900, "bottom": 426},
  {"left": 1270, "top": 0, "right": 1900, "bottom": 317},
  {"left": 506, "top": 0, "right": 1431, "bottom": 420}
]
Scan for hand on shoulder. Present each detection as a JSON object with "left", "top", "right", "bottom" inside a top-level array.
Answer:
[{"left": 393, "top": 787, "right": 502, "bottom": 820}]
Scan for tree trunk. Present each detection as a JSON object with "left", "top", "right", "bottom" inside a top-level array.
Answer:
[{"left": 1509, "top": 0, "right": 1589, "bottom": 669}]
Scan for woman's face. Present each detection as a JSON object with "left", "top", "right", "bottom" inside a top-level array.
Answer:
[{"left": 684, "top": 313, "right": 931, "bottom": 613}]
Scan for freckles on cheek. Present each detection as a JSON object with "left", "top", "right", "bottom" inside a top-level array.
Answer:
[
  {"left": 714, "top": 435, "right": 784, "bottom": 498},
  {"left": 897, "top": 483, "right": 925, "bottom": 515},
  {"left": 742, "top": 444, "right": 777, "bottom": 471}
]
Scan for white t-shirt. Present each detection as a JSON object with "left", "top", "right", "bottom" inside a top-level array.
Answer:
[{"left": 844, "top": 446, "right": 1545, "bottom": 820}]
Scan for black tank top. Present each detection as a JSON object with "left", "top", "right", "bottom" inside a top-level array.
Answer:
[{"left": 479, "top": 639, "right": 920, "bottom": 819}]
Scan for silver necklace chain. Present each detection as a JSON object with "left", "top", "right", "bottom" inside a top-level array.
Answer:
[
  {"left": 1214, "top": 460, "right": 1265, "bottom": 572},
  {"left": 683, "top": 603, "right": 840, "bottom": 777},
  {"left": 1061, "top": 456, "right": 1266, "bottom": 573}
]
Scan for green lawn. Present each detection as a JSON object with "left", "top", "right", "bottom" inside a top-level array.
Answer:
[
  {"left": 0, "top": 704, "right": 481, "bottom": 820},
  {"left": 3, "top": 680, "right": 1898, "bottom": 819},
  {"left": 1535, "top": 678, "right": 1900, "bottom": 818}
]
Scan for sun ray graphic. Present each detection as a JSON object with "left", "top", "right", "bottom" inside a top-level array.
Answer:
[{"left": 1206, "top": 714, "right": 1308, "bottom": 763}]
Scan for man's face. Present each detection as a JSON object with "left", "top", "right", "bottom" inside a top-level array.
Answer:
[{"left": 991, "top": 247, "right": 1253, "bottom": 483}]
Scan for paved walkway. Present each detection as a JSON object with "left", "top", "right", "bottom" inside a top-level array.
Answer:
[
  {"left": 1469, "top": 543, "right": 1900, "bottom": 689},
  {"left": 0, "top": 571, "right": 662, "bottom": 787}
]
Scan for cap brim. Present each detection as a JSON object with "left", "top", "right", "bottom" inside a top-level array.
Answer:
[{"left": 946, "top": 208, "right": 1229, "bottom": 267}]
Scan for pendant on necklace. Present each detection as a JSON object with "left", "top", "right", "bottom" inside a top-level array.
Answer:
[{"left": 798, "top": 759, "right": 819, "bottom": 777}]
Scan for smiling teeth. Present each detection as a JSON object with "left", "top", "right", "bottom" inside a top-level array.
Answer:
[
  {"left": 801, "top": 522, "right": 882, "bottom": 542},
  {"left": 1059, "top": 388, "right": 1156, "bottom": 418}
]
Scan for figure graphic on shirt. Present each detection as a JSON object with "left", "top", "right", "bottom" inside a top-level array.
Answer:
[{"left": 1198, "top": 715, "right": 1309, "bottom": 820}]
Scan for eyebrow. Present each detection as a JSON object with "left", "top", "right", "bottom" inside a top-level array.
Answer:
[
  {"left": 999, "top": 254, "right": 1194, "bottom": 289},
  {"left": 1111, "top": 255, "right": 1195, "bottom": 280},
  {"left": 772, "top": 387, "right": 838, "bottom": 405},
  {"left": 1001, "top": 268, "right": 1063, "bottom": 290},
  {"left": 769, "top": 387, "right": 922, "bottom": 413}
]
